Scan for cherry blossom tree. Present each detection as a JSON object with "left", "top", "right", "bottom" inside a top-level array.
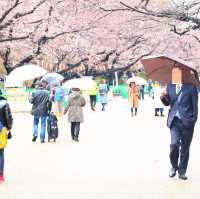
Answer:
[
  {"left": 99, "top": 0, "right": 200, "bottom": 71},
  {"left": 2, "top": 0, "right": 199, "bottom": 78}
]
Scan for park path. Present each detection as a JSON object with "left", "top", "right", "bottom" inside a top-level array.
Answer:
[{"left": 0, "top": 97, "right": 200, "bottom": 199}]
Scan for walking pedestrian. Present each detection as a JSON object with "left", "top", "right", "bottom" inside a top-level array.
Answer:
[
  {"left": 64, "top": 88, "right": 86, "bottom": 142},
  {"left": 99, "top": 79, "right": 108, "bottom": 111},
  {"left": 128, "top": 82, "right": 139, "bottom": 116},
  {"left": 89, "top": 79, "right": 98, "bottom": 111},
  {"left": 29, "top": 80, "right": 51, "bottom": 143},
  {"left": 139, "top": 85, "right": 145, "bottom": 100},
  {"left": 148, "top": 82, "right": 154, "bottom": 98},
  {"left": 0, "top": 89, "right": 13, "bottom": 182},
  {"left": 161, "top": 67, "right": 198, "bottom": 180},
  {"left": 54, "top": 83, "right": 65, "bottom": 116},
  {"left": 153, "top": 84, "right": 165, "bottom": 117}
]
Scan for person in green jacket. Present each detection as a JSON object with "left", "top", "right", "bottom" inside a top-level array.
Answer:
[{"left": 89, "top": 80, "right": 98, "bottom": 111}]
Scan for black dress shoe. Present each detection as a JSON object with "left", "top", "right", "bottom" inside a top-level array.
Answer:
[
  {"left": 32, "top": 136, "right": 37, "bottom": 142},
  {"left": 74, "top": 137, "right": 79, "bottom": 142},
  {"left": 169, "top": 168, "right": 176, "bottom": 177},
  {"left": 178, "top": 174, "right": 188, "bottom": 180}
]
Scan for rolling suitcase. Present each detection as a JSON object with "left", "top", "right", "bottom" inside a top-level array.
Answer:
[{"left": 47, "top": 112, "right": 58, "bottom": 142}]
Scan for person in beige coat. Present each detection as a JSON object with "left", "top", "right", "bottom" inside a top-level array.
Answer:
[
  {"left": 128, "top": 82, "right": 139, "bottom": 116},
  {"left": 64, "top": 88, "right": 86, "bottom": 142}
]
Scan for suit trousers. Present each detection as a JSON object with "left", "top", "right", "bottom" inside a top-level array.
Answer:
[{"left": 170, "top": 117, "right": 194, "bottom": 175}]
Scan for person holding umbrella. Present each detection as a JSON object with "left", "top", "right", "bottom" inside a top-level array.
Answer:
[
  {"left": 128, "top": 81, "right": 139, "bottom": 117},
  {"left": 142, "top": 55, "right": 199, "bottom": 180},
  {"left": 29, "top": 80, "right": 51, "bottom": 143},
  {"left": 89, "top": 78, "right": 98, "bottom": 111},
  {"left": 63, "top": 88, "right": 86, "bottom": 142},
  {"left": 99, "top": 79, "right": 109, "bottom": 111},
  {"left": 161, "top": 67, "right": 198, "bottom": 180}
]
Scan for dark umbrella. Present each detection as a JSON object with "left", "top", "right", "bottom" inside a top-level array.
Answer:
[{"left": 141, "top": 55, "right": 200, "bottom": 87}]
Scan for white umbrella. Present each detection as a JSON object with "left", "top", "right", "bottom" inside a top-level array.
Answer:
[
  {"left": 127, "top": 76, "right": 147, "bottom": 85},
  {"left": 62, "top": 77, "right": 96, "bottom": 90},
  {"left": 5, "top": 64, "right": 47, "bottom": 87},
  {"left": 41, "top": 72, "right": 64, "bottom": 86}
]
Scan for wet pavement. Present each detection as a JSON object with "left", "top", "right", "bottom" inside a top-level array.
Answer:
[{"left": 0, "top": 97, "right": 200, "bottom": 199}]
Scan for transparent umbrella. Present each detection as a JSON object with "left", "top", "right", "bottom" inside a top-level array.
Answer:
[
  {"left": 42, "top": 72, "right": 64, "bottom": 86},
  {"left": 5, "top": 64, "right": 47, "bottom": 87},
  {"left": 62, "top": 77, "right": 96, "bottom": 90},
  {"left": 127, "top": 76, "right": 147, "bottom": 85}
]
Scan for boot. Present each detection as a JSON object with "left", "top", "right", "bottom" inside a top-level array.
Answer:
[{"left": 135, "top": 108, "right": 138, "bottom": 116}]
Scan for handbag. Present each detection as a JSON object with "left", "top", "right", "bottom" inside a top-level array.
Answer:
[
  {"left": 0, "top": 127, "right": 7, "bottom": 149},
  {"left": 160, "top": 94, "right": 170, "bottom": 106}
]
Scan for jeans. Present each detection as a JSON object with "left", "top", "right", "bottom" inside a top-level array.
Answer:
[
  {"left": 140, "top": 90, "right": 144, "bottom": 100},
  {"left": 0, "top": 149, "right": 4, "bottom": 175},
  {"left": 155, "top": 108, "right": 164, "bottom": 115},
  {"left": 71, "top": 122, "right": 80, "bottom": 138},
  {"left": 170, "top": 117, "right": 194, "bottom": 175},
  {"left": 33, "top": 115, "right": 47, "bottom": 141}
]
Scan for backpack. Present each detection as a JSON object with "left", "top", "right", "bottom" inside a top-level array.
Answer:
[
  {"left": 55, "top": 87, "right": 64, "bottom": 101},
  {"left": 99, "top": 85, "right": 107, "bottom": 95}
]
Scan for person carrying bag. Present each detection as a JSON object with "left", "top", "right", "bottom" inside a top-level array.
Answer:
[{"left": 0, "top": 90, "right": 13, "bottom": 182}]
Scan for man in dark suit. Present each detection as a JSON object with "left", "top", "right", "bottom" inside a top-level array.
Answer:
[{"left": 163, "top": 81, "right": 198, "bottom": 180}]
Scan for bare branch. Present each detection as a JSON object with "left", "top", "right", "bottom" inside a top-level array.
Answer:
[
  {"left": 0, "top": 0, "right": 21, "bottom": 24},
  {"left": 14, "top": 0, "right": 47, "bottom": 19},
  {"left": 0, "top": 35, "right": 29, "bottom": 43},
  {"left": 191, "top": 34, "right": 200, "bottom": 43},
  {"left": 47, "top": 27, "right": 93, "bottom": 40},
  {"left": 168, "top": 24, "right": 190, "bottom": 36}
]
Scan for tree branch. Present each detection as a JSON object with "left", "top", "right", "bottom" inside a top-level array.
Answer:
[
  {"left": 169, "top": 24, "right": 190, "bottom": 36},
  {"left": 14, "top": 0, "right": 47, "bottom": 19},
  {"left": 0, "top": 35, "right": 29, "bottom": 43},
  {"left": 0, "top": 0, "right": 21, "bottom": 24}
]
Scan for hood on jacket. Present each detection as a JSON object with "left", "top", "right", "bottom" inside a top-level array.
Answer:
[
  {"left": 70, "top": 91, "right": 81, "bottom": 99},
  {"left": 0, "top": 99, "right": 7, "bottom": 109}
]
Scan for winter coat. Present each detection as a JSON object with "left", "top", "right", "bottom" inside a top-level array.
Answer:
[
  {"left": 0, "top": 96, "right": 13, "bottom": 130},
  {"left": 67, "top": 91, "right": 86, "bottom": 122},
  {"left": 29, "top": 89, "right": 51, "bottom": 117},
  {"left": 128, "top": 87, "right": 139, "bottom": 108},
  {"left": 153, "top": 86, "right": 165, "bottom": 109}
]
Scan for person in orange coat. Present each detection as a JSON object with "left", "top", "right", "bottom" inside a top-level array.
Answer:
[{"left": 128, "top": 82, "right": 139, "bottom": 116}]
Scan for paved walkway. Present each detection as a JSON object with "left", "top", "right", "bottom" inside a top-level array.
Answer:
[{"left": 0, "top": 97, "right": 200, "bottom": 199}]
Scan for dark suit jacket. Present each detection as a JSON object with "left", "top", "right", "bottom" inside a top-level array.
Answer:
[{"left": 167, "top": 83, "right": 198, "bottom": 128}]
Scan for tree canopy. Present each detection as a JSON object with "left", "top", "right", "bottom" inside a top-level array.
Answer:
[{"left": 0, "top": 0, "right": 200, "bottom": 77}]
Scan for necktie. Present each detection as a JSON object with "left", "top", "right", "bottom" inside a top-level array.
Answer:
[{"left": 176, "top": 84, "right": 181, "bottom": 94}]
